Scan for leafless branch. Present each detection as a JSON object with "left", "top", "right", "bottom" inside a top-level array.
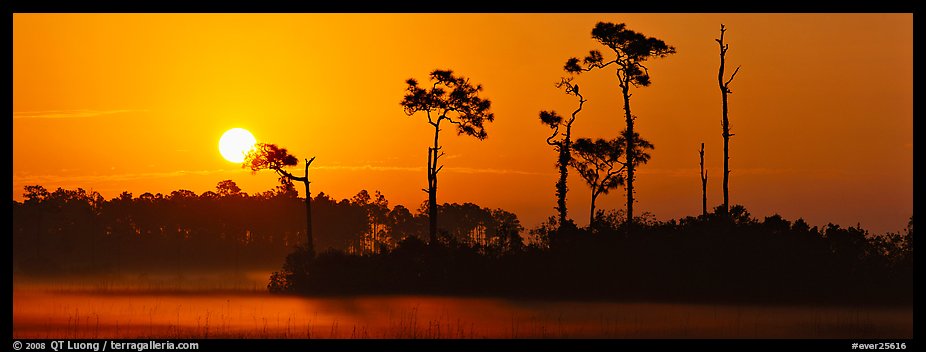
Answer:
[
  {"left": 724, "top": 65, "right": 741, "bottom": 88},
  {"left": 546, "top": 125, "right": 561, "bottom": 146}
]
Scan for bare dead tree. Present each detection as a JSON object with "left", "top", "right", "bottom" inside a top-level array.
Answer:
[
  {"left": 700, "top": 142, "right": 708, "bottom": 217},
  {"left": 717, "top": 24, "right": 741, "bottom": 217}
]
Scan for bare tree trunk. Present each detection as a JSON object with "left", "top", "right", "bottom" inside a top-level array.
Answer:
[
  {"left": 700, "top": 142, "right": 708, "bottom": 217},
  {"left": 555, "top": 134, "right": 570, "bottom": 226},
  {"left": 428, "top": 126, "right": 440, "bottom": 245},
  {"left": 280, "top": 158, "right": 315, "bottom": 257},
  {"left": 620, "top": 82, "right": 635, "bottom": 230},
  {"left": 303, "top": 178, "right": 313, "bottom": 256},
  {"left": 721, "top": 90, "right": 730, "bottom": 215},
  {"left": 553, "top": 83, "right": 584, "bottom": 229},
  {"left": 589, "top": 189, "right": 598, "bottom": 229},
  {"left": 717, "top": 24, "right": 739, "bottom": 218}
]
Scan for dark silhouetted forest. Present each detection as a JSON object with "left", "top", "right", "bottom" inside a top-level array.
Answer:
[
  {"left": 267, "top": 206, "right": 912, "bottom": 306},
  {"left": 12, "top": 183, "right": 912, "bottom": 305},
  {"left": 12, "top": 182, "right": 521, "bottom": 276}
]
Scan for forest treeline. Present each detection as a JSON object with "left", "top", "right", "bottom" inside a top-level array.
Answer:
[
  {"left": 268, "top": 206, "right": 912, "bottom": 305},
  {"left": 11, "top": 182, "right": 521, "bottom": 276},
  {"left": 11, "top": 182, "right": 913, "bottom": 305}
]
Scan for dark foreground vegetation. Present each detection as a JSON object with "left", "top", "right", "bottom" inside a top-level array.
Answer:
[{"left": 270, "top": 206, "right": 913, "bottom": 306}]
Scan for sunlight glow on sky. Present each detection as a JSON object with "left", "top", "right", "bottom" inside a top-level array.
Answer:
[{"left": 12, "top": 13, "right": 912, "bottom": 234}]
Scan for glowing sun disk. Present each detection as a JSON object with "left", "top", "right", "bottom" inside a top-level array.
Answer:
[{"left": 219, "top": 128, "right": 257, "bottom": 163}]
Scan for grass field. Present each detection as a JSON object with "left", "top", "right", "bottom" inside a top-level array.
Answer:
[{"left": 12, "top": 275, "right": 912, "bottom": 339}]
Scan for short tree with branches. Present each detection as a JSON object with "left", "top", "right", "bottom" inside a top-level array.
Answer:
[
  {"left": 401, "top": 69, "right": 495, "bottom": 245},
  {"left": 566, "top": 21, "right": 675, "bottom": 229},
  {"left": 244, "top": 143, "right": 317, "bottom": 255},
  {"left": 570, "top": 137, "right": 626, "bottom": 228},
  {"left": 539, "top": 77, "right": 586, "bottom": 228}
]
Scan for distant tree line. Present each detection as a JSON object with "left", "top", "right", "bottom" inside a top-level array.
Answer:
[{"left": 11, "top": 182, "right": 523, "bottom": 276}]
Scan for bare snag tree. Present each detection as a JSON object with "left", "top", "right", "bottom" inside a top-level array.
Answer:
[
  {"left": 565, "top": 21, "right": 675, "bottom": 228},
  {"left": 244, "top": 143, "right": 317, "bottom": 255},
  {"left": 700, "top": 142, "right": 708, "bottom": 217},
  {"left": 539, "top": 77, "right": 586, "bottom": 228},
  {"left": 401, "top": 69, "right": 495, "bottom": 245},
  {"left": 717, "top": 24, "right": 741, "bottom": 217}
]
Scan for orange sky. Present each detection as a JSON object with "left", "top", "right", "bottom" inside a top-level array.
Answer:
[{"left": 12, "top": 14, "right": 912, "bottom": 234}]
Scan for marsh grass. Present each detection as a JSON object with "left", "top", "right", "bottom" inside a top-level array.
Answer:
[{"left": 13, "top": 280, "right": 911, "bottom": 339}]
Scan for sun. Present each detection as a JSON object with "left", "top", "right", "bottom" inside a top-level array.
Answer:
[{"left": 219, "top": 128, "right": 257, "bottom": 163}]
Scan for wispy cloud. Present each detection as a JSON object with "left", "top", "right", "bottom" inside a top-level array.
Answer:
[
  {"left": 14, "top": 165, "right": 830, "bottom": 187},
  {"left": 13, "top": 168, "right": 241, "bottom": 185},
  {"left": 637, "top": 167, "right": 845, "bottom": 178},
  {"left": 13, "top": 109, "right": 145, "bottom": 119},
  {"left": 316, "top": 164, "right": 546, "bottom": 176},
  {"left": 12, "top": 164, "right": 546, "bottom": 188},
  {"left": 316, "top": 165, "right": 423, "bottom": 172},
  {"left": 447, "top": 167, "right": 545, "bottom": 176}
]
